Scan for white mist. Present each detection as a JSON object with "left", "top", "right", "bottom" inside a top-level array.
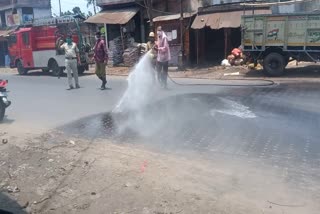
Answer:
[{"left": 114, "top": 51, "right": 157, "bottom": 113}]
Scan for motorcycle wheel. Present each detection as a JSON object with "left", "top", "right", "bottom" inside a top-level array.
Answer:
[{"left": 0, "top": 103, "right": 5, "bottom": 121}]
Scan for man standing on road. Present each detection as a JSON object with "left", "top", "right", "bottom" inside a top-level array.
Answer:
[
  {"left": 156, "top": 26, "right": 171, "bottom": 89},
  {"left": 60, "top": 34, "right": 80, "bottom": 90},
  {"left": 147, "top": 32, "right": 157, "bottom": 65},
  {"left": 93, "top": 32, "right": 109, "bottom": 90},
  {"left": 146, "top": 32, "right": 157, "bottom": 83}
]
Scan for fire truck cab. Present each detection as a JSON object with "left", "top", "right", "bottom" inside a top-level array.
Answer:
[{"left": 8, "top": 16, "right": 92, "bottom": 76}]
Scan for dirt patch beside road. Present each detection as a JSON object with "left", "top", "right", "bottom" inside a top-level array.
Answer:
[
  {"left": 102, "top": 63, "right": 320, "bottom": 82},
  {"left": 0, "top": 131, "right": 318, "bottom": 214},
  {"left": 2, "top": 62, "right": 320, "bottom": 82}
]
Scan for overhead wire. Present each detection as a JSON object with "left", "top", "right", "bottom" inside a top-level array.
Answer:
[
  {"left": 135, "top": 1, "right": 178, "bottom": 15},
  {"left": 167, "top": 75, "right": 275, "bottom": 87}
]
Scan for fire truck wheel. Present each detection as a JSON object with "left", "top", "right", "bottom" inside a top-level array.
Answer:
[
  {"left": 17, "top": 60, "right": 28, "bottom": 75},
  {"left": 50, "top": 60, "right": 62, "bottom": 77}
]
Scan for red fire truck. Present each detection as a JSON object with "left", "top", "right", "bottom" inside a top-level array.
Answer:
[{"left": 8, "top": 16, "right": 93, "bottom": 76}]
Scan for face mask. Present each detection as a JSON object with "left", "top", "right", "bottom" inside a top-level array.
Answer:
[{"left": 66, "top": 38, "right": 72, "bottom": 45}]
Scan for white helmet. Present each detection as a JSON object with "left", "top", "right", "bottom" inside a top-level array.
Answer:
[{"left": 149, "top": 32, "right": 155, "bottom": 37}]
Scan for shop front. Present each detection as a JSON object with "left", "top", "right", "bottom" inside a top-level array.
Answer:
[
  {"left": 0, "top": 27, "right": 17, "bottom": 67},
  {"left": 153, "top": 12, "right": 195, "bottom": 66},
  {"left": 86, "top": 7, "right": 146, "bottom": 66},
  {"left": 191, "top": 4, "right": 271, "bottom": 66}
]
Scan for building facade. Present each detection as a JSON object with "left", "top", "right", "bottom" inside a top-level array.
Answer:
[
  {"left": 204, "top": 0, "right": 320, "bottom": 14},
  {"left": 0, "top": 0, "right": 51, "bottom": 28},
  {"left": 88, "top": 0, "right": 201, "bottom": 66},
  {"left": 91, "top": 0, "right": 320, "bottom": 67},
  {"left": 0, "top": 0, "right": 51, "bottom": 67}
]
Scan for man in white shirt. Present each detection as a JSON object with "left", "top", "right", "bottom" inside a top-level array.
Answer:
[{"left": 60, "top": 34, "right": 81, "bottom": 90}]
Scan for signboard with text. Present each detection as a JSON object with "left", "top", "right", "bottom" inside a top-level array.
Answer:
[{"left": 6, "top": 14, "right": 20, "bottom": 26}]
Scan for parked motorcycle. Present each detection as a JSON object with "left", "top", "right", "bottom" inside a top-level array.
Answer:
[{"left": 0, "top": 80, "right": 11, "bottom": 121}]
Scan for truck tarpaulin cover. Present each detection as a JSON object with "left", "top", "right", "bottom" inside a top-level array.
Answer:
[{"left": 191, "top": 9, "right": 271, "bottom": 29}]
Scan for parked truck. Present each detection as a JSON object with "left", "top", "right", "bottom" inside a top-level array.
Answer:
[
  {"left": 242, "top": 13, "right": 320, "bottom": 76},
  {"left": 8, "top": 15, "right": 93, "bottom": 76}
]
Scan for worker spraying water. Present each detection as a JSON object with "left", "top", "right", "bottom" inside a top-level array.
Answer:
[
  {"left": 113, "top": 49, "right": 158, "bottom": 113},
  {"left": 114, "top": 27, "right": 171, "bottom": 113},
  {"left": 112, "top": 49, "right": 164, "bottom": 136},
  {"left": 155, "top": 26, "right": 171, "bottom": 89}
]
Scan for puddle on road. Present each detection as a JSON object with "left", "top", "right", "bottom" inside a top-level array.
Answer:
[
  {"left": 58, "top": 94, "right": 257, "bottom": 147},
  {"left": 57, "top": 93, "right": 320, "bottom": 189},
  {"left": 210, "top": 98, "right": 257, "bottom": 119},
  {"left": 57, "top": 91, "right": 320, "bottom": 162}
]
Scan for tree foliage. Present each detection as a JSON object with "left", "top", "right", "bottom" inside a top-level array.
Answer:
[
  {"left": 86, "top": 0, "right": 97, "bottom": 14},
  {"left": 61, "top": 7, "right": 85, "bottom": 17}
]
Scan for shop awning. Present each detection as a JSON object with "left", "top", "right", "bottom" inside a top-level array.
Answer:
[
  {"left": 191, "top": 9, "right": 271, "bottom": 29},
  {"left": 153, "top": 12, "right": 196, "bottom": 22},
  {"left": 0, "top": 27, "right": 17, "bottom": 37},
  {"left": 85, "top": 7, "right": 139, "bottom": 25}
]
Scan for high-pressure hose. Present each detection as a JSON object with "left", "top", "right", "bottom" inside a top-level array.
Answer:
[{"left": 167, "top": 73, "right": 275, "bottom": 87}]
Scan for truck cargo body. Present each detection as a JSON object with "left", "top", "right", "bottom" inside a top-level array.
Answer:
[{"left": 242, "top": 13, "right": 320, "bottom": 76}]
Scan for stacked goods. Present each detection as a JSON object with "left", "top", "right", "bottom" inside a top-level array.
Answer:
[
  {"left": 107, "top": 50, "right": 114, "bottom": 67},
  {"left": 109, "top": 37, "right": 124, "bottom": 65},
  {"left": 123, "top": 47, "right": 139, "bottom": 66},
  {"left": 125, "top": 36, "right": 135, "bottom": 47},
  {"left": 108, "top": 34, "right": 139, "bottom": 66},
  {"left": 225, "top": 48, "right": 246, "bottom": 66}
]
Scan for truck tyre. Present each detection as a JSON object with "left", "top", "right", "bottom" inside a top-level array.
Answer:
[
  {"left": 284, "top": 56, "right": 290, "bottom": 67},
  {"left": 77, "top": 66, "right": 85, "bottom": 75},
  {"left": 50, "top": 60, "right": 62, "bottom": 76},
  {"left": 263, "top": 53, "right": 286, "bottom": 77},
  {"left": 17, "top": 60, "right": 28, "bottom": 75},
  {"left": 42, "top": 68, "right": 50, "bottom": 73}
]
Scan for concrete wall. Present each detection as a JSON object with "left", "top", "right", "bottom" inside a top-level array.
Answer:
[
  {"left": 303, "top": 0, "right": 320, "bottom": 12},
  {"left": 277, "top": 4, "right": 296, "bottom": 13},
  {"left": 3, "top": 7, "right": 51, "bottom": 26},
  {"left": 205, "top": 0, "right": 245, "bottom": 6},
  {"left": 169, "top": 45, "right": 180, "bottom": 66},
  {"left": 188, "top": 0, "right": 203, "bottom": 12},
  {"left": 203, "top": 0, "right": 318, "bottom": 14},
  {"left": 96, "top": 0, "right": 136, "bottom": 6},
  {"left": 272, "top": 1, "right": 320, "bottom": 14},
  {"left": 33, "top": 8, "right": 51, "bottom": 19}
]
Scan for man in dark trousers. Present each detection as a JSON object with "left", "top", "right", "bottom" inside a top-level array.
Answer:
[
  {"left": 156, "top": 26, "right": 171, "bottom": 89},
  {"left": 93, "top": 32, "right": 109, "bottom": 90}
]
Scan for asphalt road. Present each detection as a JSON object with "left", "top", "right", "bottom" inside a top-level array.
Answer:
[
  {"left": 1, "top": 71, "right": 320, "bottom": 213},
  {"left": 0, "top": 72, "right": 128, "bottom": 134},
  {"left": 60, "top": 77, "right": 320, "bottom": 166},
  {"left": 0, "top": 72, "right": 272, "bottom": 133}
]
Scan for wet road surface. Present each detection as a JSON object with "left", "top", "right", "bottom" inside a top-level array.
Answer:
[
  {"left": 1, "top": 72, "right": 320, "bottom": 212},
  {"left": 60, "top": 81, "right": 320, "bottom": 200}
]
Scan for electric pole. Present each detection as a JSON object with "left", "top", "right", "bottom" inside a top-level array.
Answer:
[
  {"left": 147, "top": 0, "right": 153, "bottom": 30},
  {"left": 179, "top": 0, "right": 184, "bottom": 69},
  {"left": 93, "top": 0, "right": 97, "bottom": 14},
  {"left": 59, "top": 0, "right": 62, "bottom": 16}
]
